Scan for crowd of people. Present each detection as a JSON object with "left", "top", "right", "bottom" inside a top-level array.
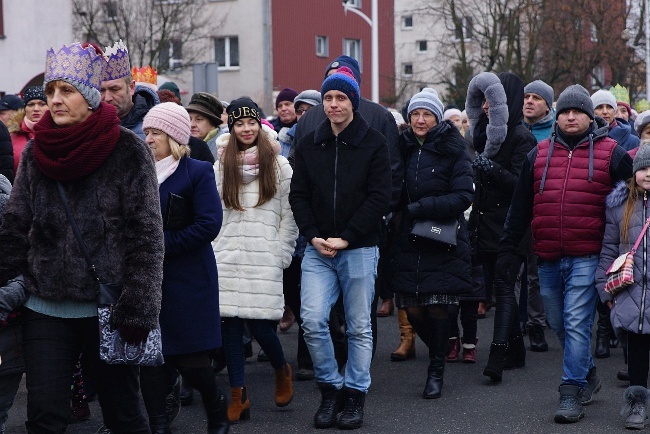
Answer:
[{"left": 1, "top": 36, "right": 650, "bottom": 433}]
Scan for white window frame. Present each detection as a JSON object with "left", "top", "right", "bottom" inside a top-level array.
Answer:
[
  {"left": 416, "top": 40, "right": 428, "bottom": 53},
  {"left": 343, "top": 38, "right": 362, "bottom": 72},
  {"left": 591, "top": 65, "right": 605, "bottom": 88},
  {"left": 215, "top": 36, "right": 239, "bottom": 70},
  {"left": 346, "top": 0, "right": 361, "bottom": 8},
  {"left": 402, "top": 15, "right": 413, "bottom": 29},
  {"left": 316, "top": 35, "right": 329, "bottom": 58},
  {"left": 453, "top": 16, "right": 473, "bottom": 42}
]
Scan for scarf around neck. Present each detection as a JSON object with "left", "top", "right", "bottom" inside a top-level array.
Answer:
[
  {"left": 33, "top": 102, "right": 121, "bottom": 181},
  {"left": 156, "top": 155, "right": 180, "bottom": 185}
]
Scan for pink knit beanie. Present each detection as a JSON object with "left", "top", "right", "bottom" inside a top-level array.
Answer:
[{"left": 143, "top": 102, "right": 191, "bottom": 145}]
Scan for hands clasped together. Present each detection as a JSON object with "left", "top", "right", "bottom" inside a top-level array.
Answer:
[{"left": 312, "top": 237, "right": 349, "bottom": 258}]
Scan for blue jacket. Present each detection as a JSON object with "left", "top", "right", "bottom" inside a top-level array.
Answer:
[
  {"left": 609, "top": 118, "right": 640, "bottom": 152},
  {"left": 159, "top": 157, "right": 223, "bottom": 355},
  {"left": 522, "top": 108, "right": 555, "bottom": 143}
]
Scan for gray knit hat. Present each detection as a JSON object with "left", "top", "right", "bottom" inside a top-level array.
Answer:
[
  {"left": 555, "top": 84, "right": 594, "bottom": 119},
  {"left": 591, "top": 89, "right": 617, "bottom": 111},
  {"left": 293, "top": 90, "right": 322, "bottom": 110},
  {"left": 524, "top": 80, "right": 554, "bottom": 110},
  {"left": 408, "top": 88, "right": 444, "bottom": 122},
  {"left": 633, "top": 143, "right": 650, "bottom": 173},
  {"left": 636, "top": 110, "right": 650, "bottom": 136}
]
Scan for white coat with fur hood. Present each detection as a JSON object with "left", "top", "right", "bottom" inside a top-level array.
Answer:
[{"left": 212, "top": 128, "right": 298, "bottom": 320}]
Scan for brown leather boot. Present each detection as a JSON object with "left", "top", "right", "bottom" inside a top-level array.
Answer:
[
  {"left": 390, "top": 308, "right": 415, "bottom": 361},
  {"left": 227, "top": 386, "right": 250, "bottom": 423},
  {"left": 274, "top": 362, "right": 294, "bottom": 407}
]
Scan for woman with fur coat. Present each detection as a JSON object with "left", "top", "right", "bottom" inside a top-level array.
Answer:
[{"left": 213, "top": 97, "right": 298, "bottom": 423}]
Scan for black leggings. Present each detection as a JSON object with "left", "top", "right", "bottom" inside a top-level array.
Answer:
[
  {"left": 449, "top": 300, "right": 479, "bottom": 342},
  {"left": 627, "top": 332, "right": 650, "bottom": 388},
  {"left": 406, "top": 304, "right": 449, "bottom": 348}
]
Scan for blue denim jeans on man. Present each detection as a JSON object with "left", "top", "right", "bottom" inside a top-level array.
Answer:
[
  {"left": 300, "top": 245, "right": 378, "bottom": 392},
  {"left": 537, "top": 254, "right": 599, "bottom": 387}
]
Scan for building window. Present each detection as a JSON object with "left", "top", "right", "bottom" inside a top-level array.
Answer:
[
  {"left": 215, "top": 36, "right": 239, "bottom": 69},
  {"left": 402, "top": 15, "right": 413, "bottom": 29},
  {"left": 345, "top": 0, "right": 361, "bottom": 8},
  {"left": 102, "top": 1, "right": 117, "bottom": 22},
  {"left": 591, "top": 65, "right": 605, "bottom": 88},
  {"left": 343, "top": 38, "right": 362, "bottom": 71},
  {"left": 417, "top": 40, "right": 427, "bottom": 53},
  {"left": 403, "top": 63, "right": 413, "bottom": 77},
  {"left": 316, "top": 36, "right": 328, "bottom": 58},
  {"left": 454, "top": 16, "right": 473, "bottom": 41},
  {"left": 590, "top": 23, "right": 598, "bottom": 42},
  {"left": 159, "top": 39, "right": 183, "bottom": 70}
]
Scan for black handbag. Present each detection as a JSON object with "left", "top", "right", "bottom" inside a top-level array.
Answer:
[
  {"left": 163, "top": 192, "right": 193, "bottom": 230},
  {"left": 410, "top": 218, "right": 459, "bottom": 246},
  {"left": 56, "top": 183, "right": 164, "bottom": 366}
]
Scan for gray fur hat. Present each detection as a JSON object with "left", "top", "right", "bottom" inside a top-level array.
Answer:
[
  {"left": 408, "top": 88, "right": 444, "bottom": 122},
  {"left": 634, "top": 143, "right": 650, "bottom": 174},
  {"left": 524, "top": 80, "right": 554, "bottom": 110},
  {"left": 635, "top": 110, "right": 650, "bottom": 136},
  {"left": 591, "top": 89, "right": 617, "bottom": 111},
  {"left": 465, "top": 72, "right": 508, "bottom": 158},
  {"left": 556, "top": 84, "right": 594, "bottom": 119}
]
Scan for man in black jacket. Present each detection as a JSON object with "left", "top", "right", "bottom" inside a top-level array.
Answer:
[{"left": 290, "top": 67, "right": 391, "bottom": 430}]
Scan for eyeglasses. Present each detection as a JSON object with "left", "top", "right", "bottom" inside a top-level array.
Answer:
[{"left": 296, "top": 107, "right": 311, "bottom": 115}]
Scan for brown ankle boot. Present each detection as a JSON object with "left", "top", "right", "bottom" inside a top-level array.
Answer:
[
  {"left": 390, "top": 308, "right": 415, "bottom": 361},
  {"left": 228, "top": 386, "right": 250, "bottom": 423},
  {"left": 274, "top": 362, "right": 293, "bottom": 407}
]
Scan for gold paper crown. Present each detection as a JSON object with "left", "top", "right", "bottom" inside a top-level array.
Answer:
[
  {"left": 131, "top": 66, "right": 157, "bottom": 85},
  {"left": 637, "top": 99, "right": 650, "bottom": 113},
  {"left": 103, "top": 40, "right": 131, "bottom": 81},
  {"left": 610, "top": 84, "right": 630, "bottom": 105}
]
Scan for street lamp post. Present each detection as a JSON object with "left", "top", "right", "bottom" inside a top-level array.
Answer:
[{"left": 343, "top": 0, "right": 379, "bottom": 103}]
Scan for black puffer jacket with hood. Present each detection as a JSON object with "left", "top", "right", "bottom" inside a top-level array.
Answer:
[{"left": 468, "top": 72, "right": 536, "bottom": 254}]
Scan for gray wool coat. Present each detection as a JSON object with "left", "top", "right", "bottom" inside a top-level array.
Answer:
[
  {"left": 0, "top": 128, "right": 164, "bottom": 330},
  {"left": 597, "top": 181, "right": 650, "bottom": 335}
]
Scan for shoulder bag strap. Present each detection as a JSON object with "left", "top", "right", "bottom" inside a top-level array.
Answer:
[
  {"left": 55, "top": 182, "right": 99, "bottom": 281},
  {"left": 631, "top": 216, "right": 650, "bottom": 254}
]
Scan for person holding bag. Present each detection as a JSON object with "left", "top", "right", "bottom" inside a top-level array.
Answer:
[
  {"left": 390, "top": 88, "right": 474, "bottom": 399},
  {"left": 597, "top": 145, "right": 650, "bottom": 429},
  {"left": 0, "top": 42, "right": 164, "bottom": 433}
]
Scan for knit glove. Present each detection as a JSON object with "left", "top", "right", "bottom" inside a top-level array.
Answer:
[
  {"left": 472, "top": 155, "right": 494, "bottom": 172},
  {"left": 495, "top": 251, "right": 522, "bottom": 285},
  {"left": 118, "top": 325, "right": 150, "bottom": 345}
]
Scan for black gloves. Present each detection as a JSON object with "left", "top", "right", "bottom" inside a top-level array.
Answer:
[
  {"left": 472, "top": 155, "right": 494, "bottom": 172},
  {"left": 495, "top": 251, "right": 523, "bottom": 285}
]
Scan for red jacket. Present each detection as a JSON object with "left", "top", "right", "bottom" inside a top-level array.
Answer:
[
  {"left": 532, "top": 134, "right": 618, "bottom": 260},
  {"left": 10, "top": 120, "right": 33, "bottom": 173}
]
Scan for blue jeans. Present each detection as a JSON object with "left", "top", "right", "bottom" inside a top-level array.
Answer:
[
  {"left": 538, "top": 255, "right": 598, "bottom": 387},
  {"left": 222, "top": 317, "right": 286, "bottom": 387},
  {"left": 300, "top": 245, "right": 378, "bottom": 392}
]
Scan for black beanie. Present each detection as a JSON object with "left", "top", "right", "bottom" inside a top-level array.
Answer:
[{"left": 227, "top": 97, "right": 261, "bottom": 131}]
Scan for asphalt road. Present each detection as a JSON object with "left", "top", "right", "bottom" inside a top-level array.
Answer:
[{"left": 5, "top": 306, "right": 634, "bottom": 433}]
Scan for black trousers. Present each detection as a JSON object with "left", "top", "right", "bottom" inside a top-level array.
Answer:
[
  {"left": 22, "top": 309, "right": 148, "bottom": 434},
  {"left": 627, "top": 332, "right": 650, "bottom": 388}
]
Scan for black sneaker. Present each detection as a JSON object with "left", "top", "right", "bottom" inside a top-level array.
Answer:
[
  {"left": 554, "top": 384, "right": 584, "bottom": 423},
  {"left": 578, "top": 366, "right": 601, "bottom": 405}
]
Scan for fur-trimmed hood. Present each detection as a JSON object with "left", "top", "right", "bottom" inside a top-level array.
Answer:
[
  {"left": 466, "top": 72, "right": 508, "bottom": 159},
  {"left": 606, "top": 180, "right": 630, "bottom": 208}
]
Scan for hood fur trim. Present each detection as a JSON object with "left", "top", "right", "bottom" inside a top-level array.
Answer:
[
  {"left": 466, "top": 72, "right": 508, "bottom": 159},
  {"left": 606, "top": 180, "right": 629, "bottom": 208}
]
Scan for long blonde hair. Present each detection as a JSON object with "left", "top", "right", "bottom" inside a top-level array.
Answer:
[
  {"left": 622, "top": 177, "right": 645, "bottom": 245},
  {"left": 220, "top": 128, "right": 278, "bottom": 211}
]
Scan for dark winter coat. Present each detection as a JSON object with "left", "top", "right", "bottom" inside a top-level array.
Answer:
[
  {"left": 291, "top": 97, "right": 402, "bottom": 209},
  {"left": 121, "top": 85, "right": 159, "bottom": 139},
  {"left": 469, "top": 73, "right": 537, "bottom": 254},
  {"left": 188, "top": 136, "right": 215, "bottom": 164},
  {"left": 0, "top": 128, "right": 164, "bottom": 330},
  {"left": 159, "top": 157, "right": 222, "bottom": 355},
  {"left": 290, "top": 112, "right": 391, "bottom": 249},
  {"left": 597, "top": 181, "right": 650, "bottom": 335},
  {"left": 391, "top": 122, "right": 473, "bottom": 296},
  {"left": 0, "top": 123, "right": 14, "bottom": 184},
  {"left": 609, "top": 118, "right": 640, "bottom": 152}
]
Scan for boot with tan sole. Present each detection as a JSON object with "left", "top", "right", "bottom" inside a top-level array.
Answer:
[{"left": 390, "top": 308, "right": 416, "bottom": 361}]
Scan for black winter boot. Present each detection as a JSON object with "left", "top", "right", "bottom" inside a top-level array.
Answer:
[
  {"left": 205, "top": 389, "right": 230, "bottom": 434},
  {"left": 314, "top": 383, "right": 343, "bottom": 429},
  {"left": 622, "top": 385, "right": 649, "bottom": 429},
  {"left": 423, "top": 318, "right": 450, "bottom": 399},
  {"left": 578, "top": 366, "right": 602, "bottom": 406},
  {"left": 504, "top": 334, "right": 526, "bottom": 370},
  {"left": 595, "top": 311, "right": 610, "bottom": 358},
  {"left": 149, "top": 415, "right": 171, "bottom": 434},
  {"left": 527, "top": 323, "right": 548, "bottom": 352},
  {"left": 554, "top": 384, "right": 584, "bottom": 423},
  {"left": 483, "top": 343, "right": 507, "bottom": 382},
  {"left": 337, "top": 388, "right": 366, "bottom": 430},
  {"left": 180, "top": 377, "right": 194, "bottom": 406}
]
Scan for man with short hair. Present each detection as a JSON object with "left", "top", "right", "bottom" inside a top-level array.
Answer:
[
  {"left": 100, "top": 41, "right": 158, "bottom": 139},
  {"left": 290, "top": 67, "right": 391, "bottom": 430},
  {"left": 498, "top": 84, "right": 632, "bottom": 423}
]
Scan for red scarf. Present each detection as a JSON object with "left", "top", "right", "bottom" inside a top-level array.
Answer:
[{"left": 33, "top": 102, "right": 121, "bottom": 181}]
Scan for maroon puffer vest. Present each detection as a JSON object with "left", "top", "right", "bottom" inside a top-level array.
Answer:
[{"left": 532, "top": 136, "right": 618, "bottom": 260}]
